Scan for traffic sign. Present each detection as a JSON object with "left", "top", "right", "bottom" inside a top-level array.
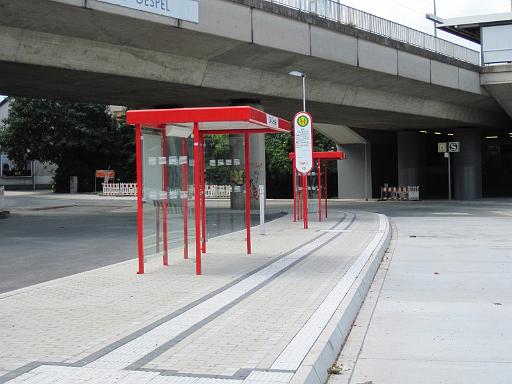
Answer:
[
  {"left": 448, "top": 141, "right": 460, "bottom": 153},
  {"left": 437, "top": 142, "right": 447, "bottom": 153},
  {"left": 96, "top": 170, "right": 115, "bottom": 178},
  {"left": 294, "top": 112, "right": 313, "bottom": 174}
]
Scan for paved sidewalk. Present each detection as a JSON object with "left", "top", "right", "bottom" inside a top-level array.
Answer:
[
  {"left": 330, "top": 206, "right": 512, "bottom": 384},
  {"left": 0, "top": 210, "right": 390, "bottom": 384}
]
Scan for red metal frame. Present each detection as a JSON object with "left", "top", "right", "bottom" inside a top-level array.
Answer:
[
  {"left": 302, "top": 175, "right": 308, "bottom": 229},
  {"left": 127, "top": 106, "right": 290, "bottom": 132},
  {"left": 162, "top": 132, "right": 169, "bottom": 266},
  {"left": 193, "top": 122, "right": 202, "bottom": 275},
  {"left": 290, "top": 151, "right": 345, "bottom": 225},
  {"left": 324, "top": 162, "right": 328, "bottom": 219},
  {"left": 136, "top": 124, "right": 144, "bottom": 274},
  {"left": 244, "top": 133, "right": 252, "bottom": 254},
  {"left": 292, "top": 159, "right": 297, "bottom": 222},
  {"left": 128, "top": 107, "right": 291, "bottom": 276},
  {"left": 317, "top": 160, "right": 322, "bottom": 222}
]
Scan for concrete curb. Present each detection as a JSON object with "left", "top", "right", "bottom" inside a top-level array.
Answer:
[{"left": 290, "top": 215, "right": 392, "bottom": 384}]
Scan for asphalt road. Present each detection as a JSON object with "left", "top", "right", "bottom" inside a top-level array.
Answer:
[
  {"left": 0, "top": 192, "right": 286, "bottom": 293},
  {"left": 2, "top": 192, "right": 512, "bottom": 293}
]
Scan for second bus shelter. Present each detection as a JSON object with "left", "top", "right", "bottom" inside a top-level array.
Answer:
[{"left": 289, "top": 151, "right": 345, "bottom": 225}]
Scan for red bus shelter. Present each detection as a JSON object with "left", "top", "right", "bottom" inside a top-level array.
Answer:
[
  {"left": 127, "top": 106, "right": 291, "bottom": 275},
  {"left": 289, "top": 151, "right": 345, "bottom": 225}
]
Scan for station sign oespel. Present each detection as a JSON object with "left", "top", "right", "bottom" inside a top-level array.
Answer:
[{"left": 96, "top": 0, "right": 199, "bottom": 23}]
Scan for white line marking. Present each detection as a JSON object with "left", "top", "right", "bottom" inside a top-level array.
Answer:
[{"left": 271, "top": 214, "right": 389, "bottom": 371}]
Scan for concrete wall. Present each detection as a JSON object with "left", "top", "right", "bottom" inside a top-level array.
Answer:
[{"left": 337, "top": 144, "right": 372, "bottom": 199}]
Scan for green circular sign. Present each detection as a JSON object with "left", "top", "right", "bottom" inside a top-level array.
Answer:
[{"left": 297, "top": 115, "right": 309, "bottom": 127}]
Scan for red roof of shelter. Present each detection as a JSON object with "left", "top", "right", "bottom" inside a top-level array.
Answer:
[
  {"left": 127, "top": 106, "right": 291, "bottom": 134},
  {"left": 289, "top": 151, "right": 345, "bottom": 160}
]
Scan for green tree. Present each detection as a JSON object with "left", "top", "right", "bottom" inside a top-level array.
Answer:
[
  {"left": 0, "top": 97, "right": 135, "bottom": 192},
  {"left": 265, "top": 129, "right": 338, "bottom": 198}
]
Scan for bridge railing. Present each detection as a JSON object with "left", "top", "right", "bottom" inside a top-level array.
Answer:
[{"left": 265, "top": 0, "right": 480, "bottom": 65}]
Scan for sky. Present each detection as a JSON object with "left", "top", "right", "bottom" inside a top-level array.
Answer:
[
  {"left": 339, "top": 0, "right": 511, "bottom": 49},
  {"left": 0, "top": 0, "right": 510, "bottom": 101}
]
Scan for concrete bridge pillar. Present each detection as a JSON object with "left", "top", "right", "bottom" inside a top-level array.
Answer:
[
  {"left": 397, "top": 131, "right": 426, "bottom": 188},
  {"left": 229, "top": 100, "right": 266, "bottom": 210},
  {"left": 337, "top": 143, "right": 372, "bottom": 199},
  {"left": 454, "top": 128, "right": 482, "bottom": 200}
]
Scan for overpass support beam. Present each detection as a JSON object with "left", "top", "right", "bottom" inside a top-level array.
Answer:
[
  {"left": 454, "top": 128, "right": 482, "bottom": 200},
  {"left": 397, "top": 131, "right": 426, "bottom": 188},
  {"left": 337, "top": 144, "right": 372, "bottom": 199}
]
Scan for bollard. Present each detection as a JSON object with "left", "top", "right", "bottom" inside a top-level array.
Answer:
[
  {"left": 259, "top": 185, "right": 265, "bottom": 235},
  {"left": 70, "top": 176, "right": 78, "bottom": 194}
]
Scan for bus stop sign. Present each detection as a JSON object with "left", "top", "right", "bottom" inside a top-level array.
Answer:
[{"left": 294, "top": 112, "right": 313, "bottom": 174}]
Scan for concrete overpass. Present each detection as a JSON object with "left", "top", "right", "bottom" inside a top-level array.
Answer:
[
  {"left": 0, "top": 0, "right": 507, "bottom": 129},
  {"left": 0, "top": 0, "right": 509, "bottom": 199}
]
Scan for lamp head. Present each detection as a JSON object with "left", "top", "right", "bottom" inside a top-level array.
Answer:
[{"left": 288, "top": 70, "right": 305, "bottom": 78}]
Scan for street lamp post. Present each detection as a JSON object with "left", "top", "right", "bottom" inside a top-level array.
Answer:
[
  {"left": 288, "top": 70, "right": 306, "bottom": 112},
  {"left": 289, "top": 70, "right": 309, "bottom": 229},
  {"left": 433, "top": 0, "right": 437, "bottom": 37},
  {"left": 426, "top": 1, "right": 443, "bottom": 39}
]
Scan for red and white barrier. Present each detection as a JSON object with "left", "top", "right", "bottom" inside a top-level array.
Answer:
[
  {"left": 380, "top": 185, "right": 420, "bottom": 201},
  {"left": 102, "top": 183, "right": 137, "bottom": 196}
]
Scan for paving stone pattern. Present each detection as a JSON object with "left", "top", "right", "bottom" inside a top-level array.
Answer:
[{"left": 1, "top": 211, "right": 385, "bottom": 384}]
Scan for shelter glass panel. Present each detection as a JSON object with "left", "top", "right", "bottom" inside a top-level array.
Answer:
[
  {"left": 141, "top": 127, "right": 196, "bottom": 265},
  {"left": 202, "top": 134, "right": 247, "bottom": 239}
]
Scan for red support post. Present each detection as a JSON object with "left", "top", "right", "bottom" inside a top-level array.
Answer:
[
  {"left": 302, "top": 174, "right": 308, "bottom": 229},
  {"left": 317, "top": 160, "right": 322, "bottom": 222},
  {"left": 193, "top": 122, "right": 202, "bottom": 275},
  {"left": 200, "top": 135, "right": 207, "bottom": 254},
  {"left": 162, "top": 132, "right": 169, "bottom": 266},
  {"left": 298, "top": 174, "right": 302, "bottom": 221},
  {"left": 244, "top": 133, "right": 252, "bottom": 254},
  {"left": 136, "top": 125, "right": 145, "bottom": 274},
  {"left": 182, "top": 138, "right": 189, "bottom": 259},
  {"left": 293, "top": 159, "right": 297, "bottom": 222},
  {"left": 324, "top": 163, "right": 328, "bottom": 218}
]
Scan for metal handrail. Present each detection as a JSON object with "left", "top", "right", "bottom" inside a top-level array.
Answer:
[{"left": 265, "top": 0, "right": 480, "bottom": 65}]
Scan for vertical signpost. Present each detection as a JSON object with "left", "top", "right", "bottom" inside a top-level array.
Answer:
[
  {"left": 438, "top": 141, "right": 460, "bottom": 200},
  {"left": 294, "top": 112, "right": 313, "bottom": 229}
]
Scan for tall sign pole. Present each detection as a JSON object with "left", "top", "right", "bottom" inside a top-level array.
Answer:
[
  {"left": 438, "top": 141, "right": 460, "bottom": 201},
  {"left": 447, "top": 152, "right": 451, "bottom": 200},
  {"left": 294, "top": 112, "right": 313, "bottom": 229}
]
